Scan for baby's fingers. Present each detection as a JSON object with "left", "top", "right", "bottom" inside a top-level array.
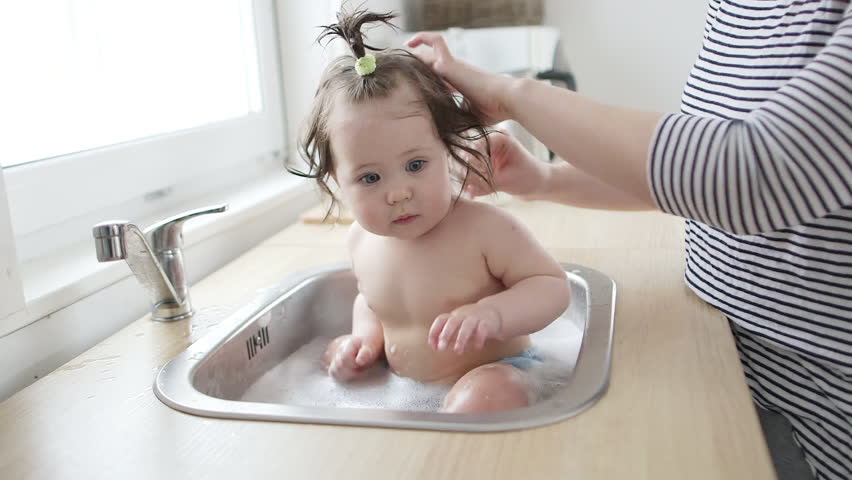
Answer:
[
  {"left": 329, "top": 338, "right": 359, "bottom": 377},
  {"left": 437, "top": 313, "right": 464, "bottom": 351},
  {"left": 429, "top": 314, "right": 450, "bottom": 350},
  {"left": 354, "top": 345, "right": 376, "bottom": 367},
  {"left": 453, "top": 318, "right": 478, "bottom": 354},
  {"left": 472, "top": 322, "right": 491, "bottom": 351},
  {"left": 338, "top": 337, "right": 360, "bottom": 362}
]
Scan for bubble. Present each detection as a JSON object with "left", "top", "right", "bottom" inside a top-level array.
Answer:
[
  {"left": 241, "top": 338, "right": 449, "bottom": 411},
  {"left": 240, "top": 321, "right": 584, "bottom": 411}
]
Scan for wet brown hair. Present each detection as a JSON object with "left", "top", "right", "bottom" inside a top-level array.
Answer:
[{"left": 286, "top": 9, "right": 494, "bottom": 218}]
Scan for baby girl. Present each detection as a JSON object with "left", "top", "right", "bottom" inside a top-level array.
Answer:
[{"left": 288, "top": 10, "right": 570, "bottom": 413}]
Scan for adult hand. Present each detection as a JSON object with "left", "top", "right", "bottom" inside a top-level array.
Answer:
[
  {"left": 463, "top": 130, "right": 550, "bottom": 200},
  {"left": 322, "top": 335, "right": 381, "bottom": 381},
  {"left": 429, "top": 303, "right": 504, "bottom": 355},
  {"left": 407, "top": 32, "right": 513, "bottom": 125}
]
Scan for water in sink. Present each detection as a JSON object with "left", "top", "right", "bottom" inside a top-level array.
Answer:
[{"left": 240, "top": 318, "right": 581, "bottom": 412}]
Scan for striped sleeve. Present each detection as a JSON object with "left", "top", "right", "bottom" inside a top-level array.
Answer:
[{"left": 649, "top": 9, "right": 852, "bottom": 235}]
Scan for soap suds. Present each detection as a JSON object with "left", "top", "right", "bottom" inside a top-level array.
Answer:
[{"left": 240, "top": 319, "right": 581, "bottom": 411}]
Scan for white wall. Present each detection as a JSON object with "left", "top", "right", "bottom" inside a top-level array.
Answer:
[
  {"left": 327, "top": 1, "right": 707, "bottom": 113},
  {"left": 544, "top": 1, "right": 708, "bottom": 112},
  {"left": 277, "top": 1, "right": 342, "bottom": 161}
]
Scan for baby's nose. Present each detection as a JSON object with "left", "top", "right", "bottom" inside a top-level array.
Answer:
[{"left": 386, "top": 187, "right": 412, "bottom": 205}]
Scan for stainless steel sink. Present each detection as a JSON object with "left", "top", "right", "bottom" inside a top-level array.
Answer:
[{"left": 154, "top": 263, "right": 615, "bottom": 432}]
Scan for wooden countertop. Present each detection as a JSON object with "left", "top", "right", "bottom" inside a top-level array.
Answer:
[{"left": 0, "top": 199, "right": 775, "bottom": 480}]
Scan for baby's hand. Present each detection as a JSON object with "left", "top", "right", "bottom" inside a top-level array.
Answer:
[
  {"left": 323, "top": 335, "right": 380, "bottom": 382},
  {"left": 428, "top": 303, "right": 503, "bottom": 355}
]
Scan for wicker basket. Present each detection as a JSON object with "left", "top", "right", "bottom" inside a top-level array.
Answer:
[{"left": 400, "top": 0, "right": 543, "bottom": 31}]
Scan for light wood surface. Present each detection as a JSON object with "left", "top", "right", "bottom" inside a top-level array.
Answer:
[
  {"left": 0, "top": 199, "right": 776, "bottom": 480},
  {"left": 299, "top": 203, "right": 354, "bottom": 225}
]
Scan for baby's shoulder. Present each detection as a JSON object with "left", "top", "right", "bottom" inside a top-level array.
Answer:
[{"left": 450, "top": 198, "right": 519, "bottom": 231}]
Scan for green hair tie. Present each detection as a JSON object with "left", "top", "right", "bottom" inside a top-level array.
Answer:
[{"left": 354, "top": 54, "right": 376, "bottom": 76}]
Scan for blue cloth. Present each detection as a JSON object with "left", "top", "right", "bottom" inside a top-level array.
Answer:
[{"left": 496, "top": 348, "right": 543, "bottom": 371}]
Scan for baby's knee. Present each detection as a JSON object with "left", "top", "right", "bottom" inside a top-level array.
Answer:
[{"left": 442, "top": 364, "right": 531, "bottom": 413}]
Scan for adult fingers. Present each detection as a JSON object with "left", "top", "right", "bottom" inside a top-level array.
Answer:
[
  {"left": 463, "top": 182, "right": 489, "bottom": 198},
  {"left": 406, "top": 32, "right": 450, "bottom": 55}
]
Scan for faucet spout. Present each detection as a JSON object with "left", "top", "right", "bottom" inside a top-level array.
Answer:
[
  {"left": 92, "top": 204, "right": 228, "bottom": 321},
  {"left": 93, "top": 221, "right": 187, "bottom": 320}
]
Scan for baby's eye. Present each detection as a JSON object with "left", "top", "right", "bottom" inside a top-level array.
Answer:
[
  {"left": 406, "top": 159, "right": 426, "bottom": 172},
  {"left": 359, "top": 173, "right": 380, "bottom": 184}
]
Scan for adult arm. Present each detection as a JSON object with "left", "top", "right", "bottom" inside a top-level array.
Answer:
[
  {"left": 464, "top": 130, "right": 654, "bottom": 210},
  {"left": 410, "top": 10, "right": 852, "bottom": 234}
]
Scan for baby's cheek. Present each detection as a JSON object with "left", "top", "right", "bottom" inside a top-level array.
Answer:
[
  {"left": 341, "top": 191, "right": 367, "bottom": 221},
  {"left": 351, "top": 203, "right": 386, "bottom": 235}
]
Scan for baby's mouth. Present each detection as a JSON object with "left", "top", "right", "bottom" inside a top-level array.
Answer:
[{"left": 392, "top": 214, "right": 419, "bottom": 225}]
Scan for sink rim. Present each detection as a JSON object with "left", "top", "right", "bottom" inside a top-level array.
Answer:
[{"left": 154, "top": 262, "right": 615, "bottom": 432}]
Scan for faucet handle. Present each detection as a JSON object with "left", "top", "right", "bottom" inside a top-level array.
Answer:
[{"left": 146, "top": 204, "right": 228, "bottom": 252}]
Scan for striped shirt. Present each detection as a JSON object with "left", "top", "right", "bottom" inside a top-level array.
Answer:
[{"left": 648, "top": 1, "right": 852, "bottom": 479}]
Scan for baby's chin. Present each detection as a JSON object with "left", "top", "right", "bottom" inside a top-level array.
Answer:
[{"left": 359, "top": 217, "right": 439, "bottom": 240}]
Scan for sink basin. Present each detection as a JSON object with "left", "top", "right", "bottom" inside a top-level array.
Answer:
[{"left": 154, "top": 262, "right": 615, "bottom": 432}]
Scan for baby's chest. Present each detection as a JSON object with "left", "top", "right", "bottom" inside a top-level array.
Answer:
[{"left": 355, "top": 245, "right": 499, "bottom": 321}]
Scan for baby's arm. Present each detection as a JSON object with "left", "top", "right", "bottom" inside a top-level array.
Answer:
[
  {"left": 323, "top": 292, "right": 385, "bottom": 381},
  {"left": 430, "top": 205, "right": 570, "bottom": 354},
  {"left": 323, "top": 222, "right": 385, "bottom": 380}
]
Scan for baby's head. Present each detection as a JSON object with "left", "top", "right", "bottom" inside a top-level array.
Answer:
[{"left": 289, "top": 9, "right": 493, "bottom": 239}]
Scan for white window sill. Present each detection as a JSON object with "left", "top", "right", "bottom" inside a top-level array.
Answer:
[{"left": 1, "top": 173, "right": 317, "bottom": 338}]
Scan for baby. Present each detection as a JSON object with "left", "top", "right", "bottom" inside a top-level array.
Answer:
[{"left": 288, "top": 10, "right": 571, "bottom": 413}]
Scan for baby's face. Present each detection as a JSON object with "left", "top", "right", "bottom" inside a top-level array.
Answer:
[{"left": 329, "top": 82, "right": 453, "bottom": 239}]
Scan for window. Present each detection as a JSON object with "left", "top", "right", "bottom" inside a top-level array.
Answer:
[{"left": 0, "top": 0, "right": 286, "bottom": 264}]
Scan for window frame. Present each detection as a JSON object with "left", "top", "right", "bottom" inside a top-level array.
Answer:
[
  {"left": 0, "top": 0, "right": 290, "bottom": 336},
  {"left": 0, "top": 171, "right": 25, "bottom": 329},
  {"left": 2, "top": 0, "right": 285, "bottom": 242}
]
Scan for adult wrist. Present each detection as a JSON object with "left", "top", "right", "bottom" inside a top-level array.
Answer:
[
  {"left": 519, "top": 161, "right": 557, "bottom": 202},
  {"left": 501, "top": 76, "right": 536, "bottom": 122}
]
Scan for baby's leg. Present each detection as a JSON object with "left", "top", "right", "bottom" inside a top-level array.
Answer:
[{"left": 441, "top": 363, "right": 532, "bottom": 413}]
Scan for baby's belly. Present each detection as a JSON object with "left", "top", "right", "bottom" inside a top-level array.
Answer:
[{"left": 382, "top": 326, "right": 532, "bottom": 383}]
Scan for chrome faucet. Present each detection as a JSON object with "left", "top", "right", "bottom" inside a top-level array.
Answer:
[{"left": 92, "top": 204, "right": 228, "bottom": 321}]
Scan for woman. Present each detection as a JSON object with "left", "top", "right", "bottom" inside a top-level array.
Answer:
[{"left": 408, "top": 2, "right": 851, "bottom": 479}]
